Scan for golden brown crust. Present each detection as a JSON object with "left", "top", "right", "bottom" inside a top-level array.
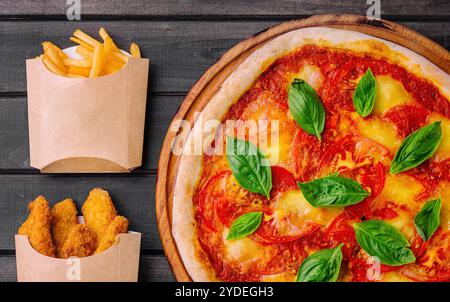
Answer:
[
  {"left": 95, "top": 215, "right": 128, "bottom": 254},
  {"left": 82, "top": 188, "right": 117, "bottom": 248},
  {"left": 18, "top": 196, "right": 56, "bottom": 257},
  {"left": 51, "top": 198, "right": 78, "bottom": 257},
  {"left": 60, "top": 224, "right": 97, "bottom": 258}
]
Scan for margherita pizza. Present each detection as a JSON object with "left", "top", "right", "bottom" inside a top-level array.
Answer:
[{"left": 172, "top": 27, "right": 450, "bottom": 282}]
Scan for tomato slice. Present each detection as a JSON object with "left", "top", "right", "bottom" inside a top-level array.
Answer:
[
  {"left": 384, "top": 104, "right": 430, "bottom": 138},
  {"left": 346, "top": 162, "right": 386, "bottom": 219},
  {"left": 195, "top": 170, "right": 231, "bottom": 231},
  {"left": 401, "top": 265, "right": 450, "bottom": 282},
  {"left": 323, "top": 212, "right": 359, "bottom": 260},
  {"left": 270, "top": 166, "right": 297, "bottom": 198},
  {"left": 402, "top": 229, "right": 450, "bottom": 282},
  {"left": 359, "top": 162, "right": 386, "bottom": 197},
  {"left": 320, "top": 59, "right": 369, "bottom": 111},
  {"left": 289, "top": 129, "right": 322, "bottom": 182},
  {"left": 316, "top": 134, "right": 388, "bottom": 219},
  {"left": 349, "top": 257, "right": 402, "bottom": 282},
  {"left": 317, "top": 135, "right": 356, "bottom": 174},
  {"left": 254, "top": 218, "right": 320, "bottom": 245},
  {"left": 197, "top": 170, "right": 258, "bottom": 230},
  {"left": 318, "top": 135, "right": 390, "bottom": 175},
  {"left": 213, "top": 173, "right": 262, "bottom": 228}
]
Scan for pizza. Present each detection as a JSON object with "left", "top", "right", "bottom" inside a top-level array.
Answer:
[{"left": 172, "top": 27, "right": 450, "bottom": 282}]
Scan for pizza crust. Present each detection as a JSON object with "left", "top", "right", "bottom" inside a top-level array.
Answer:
[{"left": 171, "top": 27, "right": 450, "bottom": 281}]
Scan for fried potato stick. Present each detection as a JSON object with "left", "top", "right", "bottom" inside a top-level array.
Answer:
[
  {"left": 89, "top": 44, "right": 105, "bottom": 78},
  {"left": 42, "top": 41, "right": 68, "bottom": 59},
  {"left": 75, "top": 46, "right": 93, "bottom": 59},
  {"left": 43, "top": 43, "right": 66, "bottom": 73},
  {"left": 60, "top": 224, "right": 97, "bottom": 258},
  {"left": 70, "top": 37, "right": 94, "bottom": 51},
  {"left": 73, "top": 29, "right": 101, "bottom": 47},
  {"left": 95, "top": 216, "right": 128, "bottom": 254},
  {"left": 68, "top": 65, "right": 91, "bottom": 77},
  {"left": 51, "top": 198, "right": 78, "bottom": 258},
  {"left": 130, "top": 43, "right": 141, "bottom": 58},
  {"left": 41, "top": 54, "right": 65, "bottom": 76},
  {"left": 18, "top": 196, "right": 56, "bottom": 257},
  {"left": 82, "top": 188, "right": 117, "bottom": 247}
]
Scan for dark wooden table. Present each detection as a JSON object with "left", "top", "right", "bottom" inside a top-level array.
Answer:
[{"left": 0, "top": 1, "right": 448, "bottom": 282}]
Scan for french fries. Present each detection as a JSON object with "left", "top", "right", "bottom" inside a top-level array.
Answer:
[
  {"left": 89, "top": 44, "right": 105, "bottom": 78},
  {"left": 39, "top": 28, "right": 142, "bottom": 78},
  {"left": 70, "top": 37, "right": 93, "bottom": 51},
  {"left": 130, "top": 43, "right": 141, "bottom": 58},
  {"left": 41, "top": 54, "right": 65, "bottom": 76}
]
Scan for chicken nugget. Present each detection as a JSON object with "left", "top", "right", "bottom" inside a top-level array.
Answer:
[
  {"left": 60, "top": 224, "right": 97, "bottom": 258},
  {"left": 51, "top": 198, "right": 78, "bottom": 257},
  {"left": 18, "top": 196, "right": 56, "bottom": 257},
  {"left": 95, "top": 216, "right": 128, "bottom": 254},
  {"left": 82, "top": 188, "right": 117, "bottom": 246}
]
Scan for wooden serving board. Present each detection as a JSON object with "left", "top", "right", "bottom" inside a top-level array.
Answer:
[{"left": 155, "top": 14, "right": 450, "bottom": 281}]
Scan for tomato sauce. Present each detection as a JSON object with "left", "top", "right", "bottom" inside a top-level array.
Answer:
[{"left": 193, "top": 45, "right": 450, "bottom": 281}]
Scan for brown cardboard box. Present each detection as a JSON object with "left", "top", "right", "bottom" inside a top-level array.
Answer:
[
  {"left": 15, "top": 231, "right": 141, "bottom": 282},
  {"left": 26, "top": 47, "right": 150, "bottom": 172}
]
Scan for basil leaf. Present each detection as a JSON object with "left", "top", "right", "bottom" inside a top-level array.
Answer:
[
  {"left": 227, "top": 212, "right": 262, "bottom": 240},
  {"left": 296, "top": 243, "right": 344, "bottom": 282},
  {"left": 226, "top": 136, "right": 272, "bottom": 198},
  {"left": 288, "top": 79, "right": 325, "bottom": 141},
  {"left": 298, "top": 175, "right": 369, "bottom": 207},
  {"left": 390, "top": 121, "right": 442, "bottom": 174},
  {"left": 353, "top": 68, "right": 376, "bottom": 117},
  {"left": 414, "top": 198, "right": 441, "bottom": 241},
  {"left": 353, "top": 220, "right": 416, "bottom": 266}
]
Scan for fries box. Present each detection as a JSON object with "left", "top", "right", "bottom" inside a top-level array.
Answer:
[
  {"left": 26, "top": 47, "right": 149, "bottom": 173},
  {"left": 15, "top": 218, "right": 141, "bottom": 282}
]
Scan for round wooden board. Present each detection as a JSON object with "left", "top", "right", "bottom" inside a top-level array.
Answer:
[{"left": 155, "top": 14, "right": 450, "bottom": 281}]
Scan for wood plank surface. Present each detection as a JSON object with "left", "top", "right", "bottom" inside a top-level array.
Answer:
[
  {"left": 0, "top": 255, "right": 175, "bottom": 282},
  {"left": 0, "top": 174, "right": 161, "bottom": 250},
  {"left": 0, "top": 21, "right": 448, "bottom": 94},
  {"left": 0, "top": 96, "right": 182, "bottom": 171},
  {"left": 0, "top": 0, "right": 448, "bottom": 18}
]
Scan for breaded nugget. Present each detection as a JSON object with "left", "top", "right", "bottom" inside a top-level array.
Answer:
[
  {"left": 51, "top": 198, "right": 78, "bottom": 257},
  {"left": 82, "top": 188, "right": 117, "bottom": 247},
  {"left": 18, "top": 196, "right": 56, "bottom": 257},
  {"left": 60, "top": 224, "right": 97, "bottom": 258},
  {"left": 95, "top": 216, "right": 128, "bottom": 254}
]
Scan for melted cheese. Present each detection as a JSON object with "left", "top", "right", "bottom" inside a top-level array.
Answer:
[
  {"left": 382, "top": 174, "right": 424, "bottom": 207},
  {"left": 288, "top": 64, "right": 324, "bottom": 90},
  {"left": 273, "top": 190, "right": 342, "bottom": 233},
  {"left": 381, "top": 174, "right": 424, "bottom": 240},
  {"left": 223, "top": 231, "right": 267, "bottom": 268},
  {"left": 373, "top": 76, "right": 411, "bottom": 115},
  {"left": 429, "top": 113, "right": 450, "bottom": 161},
  {"left": 358, "top": 116, "right": 401, "bottom": 152},
  {"left": 381, "top": 272, "right": 412, "bottom": 282},
  {"left": 389, "top": 213, "right": 416, "bottom": 241},
  {"left": 259, "top": 121, "right": 294, "bottom": 167},
  {"left": 262, "top": 272, "right": 296, "bottom": 282},
  {"left": 237, "top": 92, "right": 295, "bottom": 167},
  {"left": 437, "top": 182, "right": 450, "bottom": 231}
]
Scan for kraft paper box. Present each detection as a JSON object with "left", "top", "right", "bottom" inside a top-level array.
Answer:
[
  {"left": 26, "top": 47, "right": 150, "bottom": 173},
  {"left": 15, "top": 231, "right": 141, "bottom": 282}
]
